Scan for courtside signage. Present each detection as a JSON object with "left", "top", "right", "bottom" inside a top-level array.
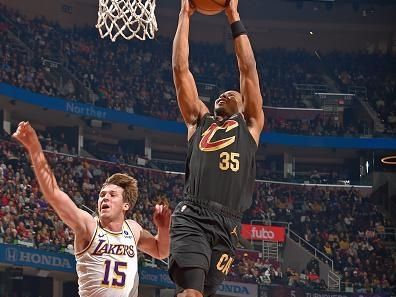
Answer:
[
  {"left": 241, "top": 225, "right": 285, "bottom": 242},
  {"left": 0, "top": 243, "right": 75, "bottom": 272},
  {"left": 0, "top": 83, "right": 185, "bottom": 133},
  {"left": 139, "top": 267, "right": 175, "bottom": 288},
  {"left": 217, "top": 281, "right": 257, "bottom": 297}
]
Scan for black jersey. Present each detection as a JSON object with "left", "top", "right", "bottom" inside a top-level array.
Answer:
[{"left": 184, "top": 113, "right": 257, "bottom": 213}]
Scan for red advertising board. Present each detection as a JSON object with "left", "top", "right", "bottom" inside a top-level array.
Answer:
[{"left": 241, "top": 224, "right": 286, "bottom": 242}]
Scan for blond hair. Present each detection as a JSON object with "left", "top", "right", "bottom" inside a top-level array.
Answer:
[{"left": 102, "top": 173, "right": 138, "bottom": 211}]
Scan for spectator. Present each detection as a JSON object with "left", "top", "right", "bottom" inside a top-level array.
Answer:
[{"left": 1, "top": 5, "right": 394, "bottom": 135}]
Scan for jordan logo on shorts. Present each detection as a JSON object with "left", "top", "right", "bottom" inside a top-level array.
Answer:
[{"left": 230, "top": 226, "right": 238, "bottom": 237}]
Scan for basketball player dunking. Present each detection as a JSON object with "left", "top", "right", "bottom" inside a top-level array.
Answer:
[
  {"left": 13, "top": 122, "right": 171, "bottom": 297},
  {"left": 171, "top": 0, "right": 264, "bottom": 296}
]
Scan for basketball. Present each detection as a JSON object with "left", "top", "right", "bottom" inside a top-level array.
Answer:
[{"left": 191, "top": 0, "right": 230, "bottom": 15}]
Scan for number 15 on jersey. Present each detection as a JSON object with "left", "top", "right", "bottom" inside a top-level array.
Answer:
[{"left": 102, "top": 260, "right": 127, "bottom": 288}]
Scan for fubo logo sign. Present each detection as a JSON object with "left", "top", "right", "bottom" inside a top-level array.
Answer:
[{"left": 241, "top": 224, "right": 286, "bottom": 242}]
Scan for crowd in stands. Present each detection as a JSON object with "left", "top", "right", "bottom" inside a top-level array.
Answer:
[
  {"left": 1, "top": 4, "right": 396, "bottom": 294},
  {"left": 283, "top": 261, "right": 328, "bottom": 291},
  {"left": 0, "top": 29, "right": 62, "bottom": 99},
  {"left": 0, "top": 138, "right": 186, "bottom": 253},
  {"left": 256, "top": 158, "right": 352, "bottom": 185},
  {"left": 323, "top": 52, "right": 396, "bottom": 135},
  {"left": 1, "top": 5, "right": 395, "bottom": 136},
  {"left": 26, "top": 122, "right": 359, "bottom": 185},
  {"left": 265, "top": 114, "right": 364, "bottom": 137},
  {"left": 30, "top": 126, "right": 354, "bottom": 183},
  {"left": 227, "top": 251, "right": 283, "bottom": 284},
  {"left": 245, "top": 182, "right": 395, "bottom": 293},
  {"left": 227, "top": 252, "right": 329, "bottom": 291},
  {"left": 0, "top": 134, "right": 394, "bottom": 293}
]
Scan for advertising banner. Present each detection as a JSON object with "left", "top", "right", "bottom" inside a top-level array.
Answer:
[
  {"left": 3, "top": 83, "right": 396, "bottom": 149},
  {"left": 241, "top": 225, "right": 286, "bottom": 242},
  {"left": 217, "top": 281, "right": 258, "bottom": 297},
  {"left": 139, "top": 267, "right": 175, "bottom": 288},
  {"left": 0, "top": 243, "right": 75, "bottom": 273}
]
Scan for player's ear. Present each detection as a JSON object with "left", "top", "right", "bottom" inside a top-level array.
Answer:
[{"left": 123, "top": 203, "right": 130, "bottom": 211}]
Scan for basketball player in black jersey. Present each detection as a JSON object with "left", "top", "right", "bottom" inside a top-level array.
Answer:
[{"left": 170, "top": 0, "right": 264, "bottom": 296}]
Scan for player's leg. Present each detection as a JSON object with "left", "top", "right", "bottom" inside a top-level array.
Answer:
[
  {"left": 203, "top": 215, "right": 240, "bottom": 297},
  {"left": 203, "top": 249, "right": 235, "bottom": 297},
  {"left": 170, "top": 262, "right": 205, "bottom": 297},
  {"left": 169, "top": 203, "right": 211, "bottom": 297}
]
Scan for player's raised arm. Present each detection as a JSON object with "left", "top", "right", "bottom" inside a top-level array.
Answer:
[
  {"left": 12, "top": 122, "right": 95, "bottom": 237},
  {"left": 225, "top": 0, "right": 264, "bottom": 145},
  {"left": 129, "top": 204, "right": 171, "bottom": 259},
  {"left": 173, "top": 0, "right": 209, "bottom": 138}
]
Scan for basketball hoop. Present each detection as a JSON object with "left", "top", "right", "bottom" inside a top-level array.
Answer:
[
  {"left": 96, "top": 0, "right": 158, "bottom": 42},
  {"left": 380, "top": 155, "right": 396, "bottom": 165}
]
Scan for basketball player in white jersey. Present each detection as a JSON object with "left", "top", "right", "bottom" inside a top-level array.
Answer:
[{"left": 13, "top": 121, "right": 171, "bottom": 297}]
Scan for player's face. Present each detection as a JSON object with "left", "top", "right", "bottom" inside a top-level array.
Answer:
[
  {"left": 98, "top": 184, "right": 127, "bottom": 220},
  {"left": 214, "top": 91, "right": 243, "bottom": 117}
]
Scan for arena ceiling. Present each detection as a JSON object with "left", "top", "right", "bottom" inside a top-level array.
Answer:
[
  {"left": 78, "top": 0, "right": 396, "bottom": 25},
  {"left": 79, "top": 0, "right": 396, "bottom": 11}
]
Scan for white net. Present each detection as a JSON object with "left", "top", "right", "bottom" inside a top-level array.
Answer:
[{"left": 96, "top": 0, "right": 158, "bottom": 42}]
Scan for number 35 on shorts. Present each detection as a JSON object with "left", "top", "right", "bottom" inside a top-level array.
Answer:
[
  {"left": 219, "top": 152, "right": 240, "bottom": 172},
  {"left": 216, "top": 254, "right": 234, "bottom": 275}
]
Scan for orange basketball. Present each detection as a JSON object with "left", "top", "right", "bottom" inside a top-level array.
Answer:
[{"left": 191, "top": 0, "right": 230, "bottom": 15}]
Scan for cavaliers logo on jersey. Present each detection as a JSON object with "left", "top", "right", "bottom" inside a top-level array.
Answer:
[{"left": 199, "top": 120, "right": 239, "bottom": 152}]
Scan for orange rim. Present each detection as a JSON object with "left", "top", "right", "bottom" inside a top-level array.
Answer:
[{"left": 380, "top": 156, "right": 396, "bottom": 165}]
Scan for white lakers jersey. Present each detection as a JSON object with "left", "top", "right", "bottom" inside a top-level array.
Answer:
[{"left": 76, "top": 219, "right": 142, "bottom": 297}]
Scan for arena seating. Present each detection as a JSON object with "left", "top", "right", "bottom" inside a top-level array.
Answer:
[
  {"left": 1, "top": 5, "right": 395, "bottom": 135},
  {"left": 0, "top": 135, "right": 394, "bottom": 293}
]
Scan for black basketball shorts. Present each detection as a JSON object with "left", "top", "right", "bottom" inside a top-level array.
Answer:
[{"left": 169, "top": 200, "right": 241, "bottom": 296}]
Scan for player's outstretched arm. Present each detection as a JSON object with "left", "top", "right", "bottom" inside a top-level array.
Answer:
[
  {"left": 134, "top": 204, "right": 171, "bottom": 259},
  {"left": 225, "top": 0, "right": 264, "bottom": 145},
  {"left": 12, "top": 122, "right": 95, "bottom": 237},
  {"left": 172, "top": 0, "right": 208, "bottom": 138}
]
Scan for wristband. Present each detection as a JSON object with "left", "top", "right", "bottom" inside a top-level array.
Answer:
[{"left": 231, "top": 20, "right": 247, "bottom": 39}]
